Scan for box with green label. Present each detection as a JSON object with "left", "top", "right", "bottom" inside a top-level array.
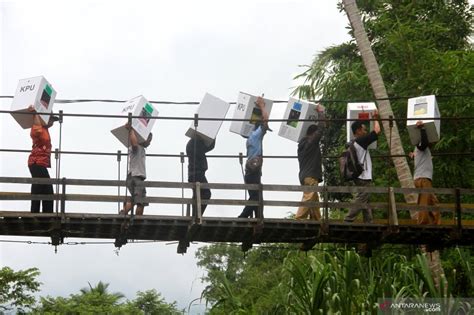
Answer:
[
  {"left": 111, "top": 95, "right": 158, "bottom": 147},
  {"left": 229, "top": 91, "right": 273, "bottom": 137},
  {"left": 278, "top": 98, "right": 324, "bottom": 142},
  {"left": 10, "top": 76, "right": 57, "bottom": 129}
]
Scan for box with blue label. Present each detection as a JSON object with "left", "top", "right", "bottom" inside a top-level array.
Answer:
[
  {"left": 407, "top": 95, "right": 440, "bottom": 145},
  {"left": 346, "top": 102, "right": 377, "bottom": 149},
  {"left": 111, "top": 95, "right": 159, "bottom": 147},
  {"left": 10, "top": 76, "right": 56, "bottom": 129},
  {"left": 185, "top": 93, "right": 230, "bottom": 146},
  {"left": 278, "top": 98, "right": 325, "bottom": 142},
  {"left": 229, "top": 92, "right": 273, "bottom": 137}
]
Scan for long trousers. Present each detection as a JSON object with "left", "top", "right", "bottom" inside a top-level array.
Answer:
[
  {"left": 189, "top": 173, "right": 211, "bottom": 216},
  {"left": 295, "top": 177, "right": 321, "bottom": 220},
  {"left": 344, "top": 178, "right": 373, "bottom": 223},
  {"left": 29, "top": 164, "right": 54, "bottom": 213},
  {"left": 238, "top": 172, "right": 261, "bottom": 218}
]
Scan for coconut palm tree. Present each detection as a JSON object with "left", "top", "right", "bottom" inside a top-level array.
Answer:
[{"left": 341, "top": 0, "right": 444, "bottom": 287}]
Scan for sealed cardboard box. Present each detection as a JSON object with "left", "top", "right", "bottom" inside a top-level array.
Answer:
[
  {"left": 11, "top": 76, "right": 56, "bottom": 129},
  {"left": 229, "top": 92, "right": 273, "bottom": 137},
  {"left": 407, "top": 95, "right": 440, "bottom": 145},
  {"left": 278, "top": 98, "right": 325, "bottom": 142},
  {"left": 111, "top": 95, "right": 158, "bottom": 147},
  {"left": 346, "top": 102, "right": 377, "bottom": 149},
  {"left": 185, "top": 93, "right": 230, "bottom": 146}
]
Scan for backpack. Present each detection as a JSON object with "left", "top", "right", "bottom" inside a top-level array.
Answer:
[{"left": 339, "top": 141, "right": 366, "bottom": 181}]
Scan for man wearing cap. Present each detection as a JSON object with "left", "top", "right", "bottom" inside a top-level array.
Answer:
[
  {"left": 238, "top": 96, "right": 270, "bottom": 218},
  {"left": 27, "top": 105, "right": 57, "bottom": 213}
]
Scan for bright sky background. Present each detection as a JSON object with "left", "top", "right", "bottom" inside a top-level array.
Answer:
[{"left": 0, "top": 0, "right": 350, "bottom": 313}]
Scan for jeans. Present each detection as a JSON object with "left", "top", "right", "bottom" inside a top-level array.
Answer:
[{"left": 238, "top": 171, "right": 261, "bottom": 218}]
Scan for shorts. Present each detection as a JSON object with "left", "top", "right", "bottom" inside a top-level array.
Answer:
[{"left": 126, "top": 174, "right": 148, "bottom": 206}]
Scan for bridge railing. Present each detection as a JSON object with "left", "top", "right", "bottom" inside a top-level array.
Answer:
[{"left": 0, "top": 176, "right": 473, "bottom": 227}]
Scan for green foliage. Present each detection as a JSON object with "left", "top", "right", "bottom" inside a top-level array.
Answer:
[
  {"left": 197, "top": 244, "right": 474, "bottom": 314},
  {"left": 32, "top": 282, "right": 181, "bottom": 315},
  {"left": 0, "top": 267, "right": 41, "bottom": 314},
  {"left": 294, "top": 0, "right": 474, "bottom": 198}
]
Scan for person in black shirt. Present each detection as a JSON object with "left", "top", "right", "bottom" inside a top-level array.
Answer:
[
  {"left": 186, "top": 136, "right": 215, "bottom": 216},
  {"left": 296, "top": 105, "right": 326, "bottom": 220}
]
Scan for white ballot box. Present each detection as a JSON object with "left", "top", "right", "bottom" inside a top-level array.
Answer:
[
  {"left": 185, "top": 93, "right": 230, "bottom": 146},
  {"left": 346, "top": 102, "right": 377, "bottom": 149},
  {"left": 111, "top": 95, "right": 158, "bottom": 147},
  {"left": 278, "top": 98, "right": 325, "bottom": 142},
  {"left": 229, "top": 92, "right": 273, "bottom": 137},
  {"left": 10, "top": 76, "right": 56, "bottom": 129},
  {"left": 407, "top": 95, "right": 440, "bottom": 145}
]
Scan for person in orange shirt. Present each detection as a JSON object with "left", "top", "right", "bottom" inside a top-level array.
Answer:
[{"left": 27, "top": 105, "right": 58, "bottom": 213}]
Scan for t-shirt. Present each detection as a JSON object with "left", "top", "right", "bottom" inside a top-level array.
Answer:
[
  {"left": 297, "top": 128, "right": 323, "bottom": 184},
  {"left": 128, "top": 144, "right": 146, "bottom": 179},
  {"left": 414, "top": 129, "right": 433, "bottom": 180},
  {"left": 354, "top": 131, "right": 378, "bottom": 180}
]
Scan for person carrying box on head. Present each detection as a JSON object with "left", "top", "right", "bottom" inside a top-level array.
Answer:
[
  {"left": 344, "top": 110, "right": 381, "bottom": 223},
  {"left": 295, "top": 104, "right": 326, "bottom": 220},
  {"left": 27, "top": 105, "right": 58, "bottom": 213},
  {"left": 186, "top": 136, "right": 215, "bottom": 217},
  {"left": 409, "top": 120, "right": 440, "bottom": 225},
  {"left": 121, "top": 123, "right": 152, "bottom": 216},
  {"left": 238, "top": 96, "right": 270, "bottom": 218}
]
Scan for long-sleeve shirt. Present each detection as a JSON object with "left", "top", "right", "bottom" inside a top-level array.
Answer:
[
  {"left": 186, "top": 138, "right": 215, "bottom": 179},
  {"left": 353, "top": 131, "right": 378, "bottom": 180},
  {"left": 414, "top": 129, "right": 433, "bottom": 180},
  {"left": 297, "top": 128, "right": 323, "bottom": 184},
  {"left": 28, "top": 125, "right": 51, "bottom": 168},
  {"left": 246, "top": 126, "right": 265, "bottom": 159}
]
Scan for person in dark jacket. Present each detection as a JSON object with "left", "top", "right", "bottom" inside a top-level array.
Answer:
[
  {"left": 27, "top": 105, "right": 57, "bottom": 213},
  {"left": 186, "top": 136, "right": 215, "bottom": 216},
  {"left": 296, "top": 105, "right": 325, "bottom": 220}
]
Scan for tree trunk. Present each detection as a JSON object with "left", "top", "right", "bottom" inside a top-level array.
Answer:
[
  {"left": 342, "top": 0, "right": 444, "bottom": 286},
  {"left": 342, "top": 0, "right": 417, "bottom": 209}
]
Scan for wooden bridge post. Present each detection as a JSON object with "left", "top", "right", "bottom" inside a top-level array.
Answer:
[
  {"left": 455, "top": 188, "right": 462, "bottom": 235},
  {"left": 388, "top": 187, "right": 399, "bottom": 227},
  {"left": 195, "top": 182, "right": 202, "bottom": 224},
  {"left": 60, "top": 178, "right": 67, "bottom": 219}
]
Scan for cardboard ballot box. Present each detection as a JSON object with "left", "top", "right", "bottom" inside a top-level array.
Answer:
[
  {"left": 346, "top": 102, "right": 377, "bottom": 149},
  {"left": 111, "top": 95, "right": 158, "bottom": 147},
  {"left": 278, "top": 98, "right": 325, "bottom": 142},
  {"left": 10, "top": 76, "right": 57, "bottom": 129},
  {"left": 229, "top": 92, "right": 273, "bottom": 137},
  {"left": 185, "top": 93, "right": 230, "bottom": 146},
  {"left": 407, "top": 95, "right": 440, "bottom": 145}
]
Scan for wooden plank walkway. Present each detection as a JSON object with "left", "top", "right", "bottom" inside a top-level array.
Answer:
[{"left": 0, "top": 211, "right": 472, "bottom": 253}]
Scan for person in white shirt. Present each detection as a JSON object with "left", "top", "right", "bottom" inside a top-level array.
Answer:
[
  {"left": 409, "top": 121, "right": 440, "bottom": 225},
  {"left": 344, "top": 110, "right": 381, "bottom": 223}
]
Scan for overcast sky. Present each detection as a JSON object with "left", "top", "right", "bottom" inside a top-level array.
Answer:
[{"left": 0, "top": 0, "right": 350, "bottom": 313}]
